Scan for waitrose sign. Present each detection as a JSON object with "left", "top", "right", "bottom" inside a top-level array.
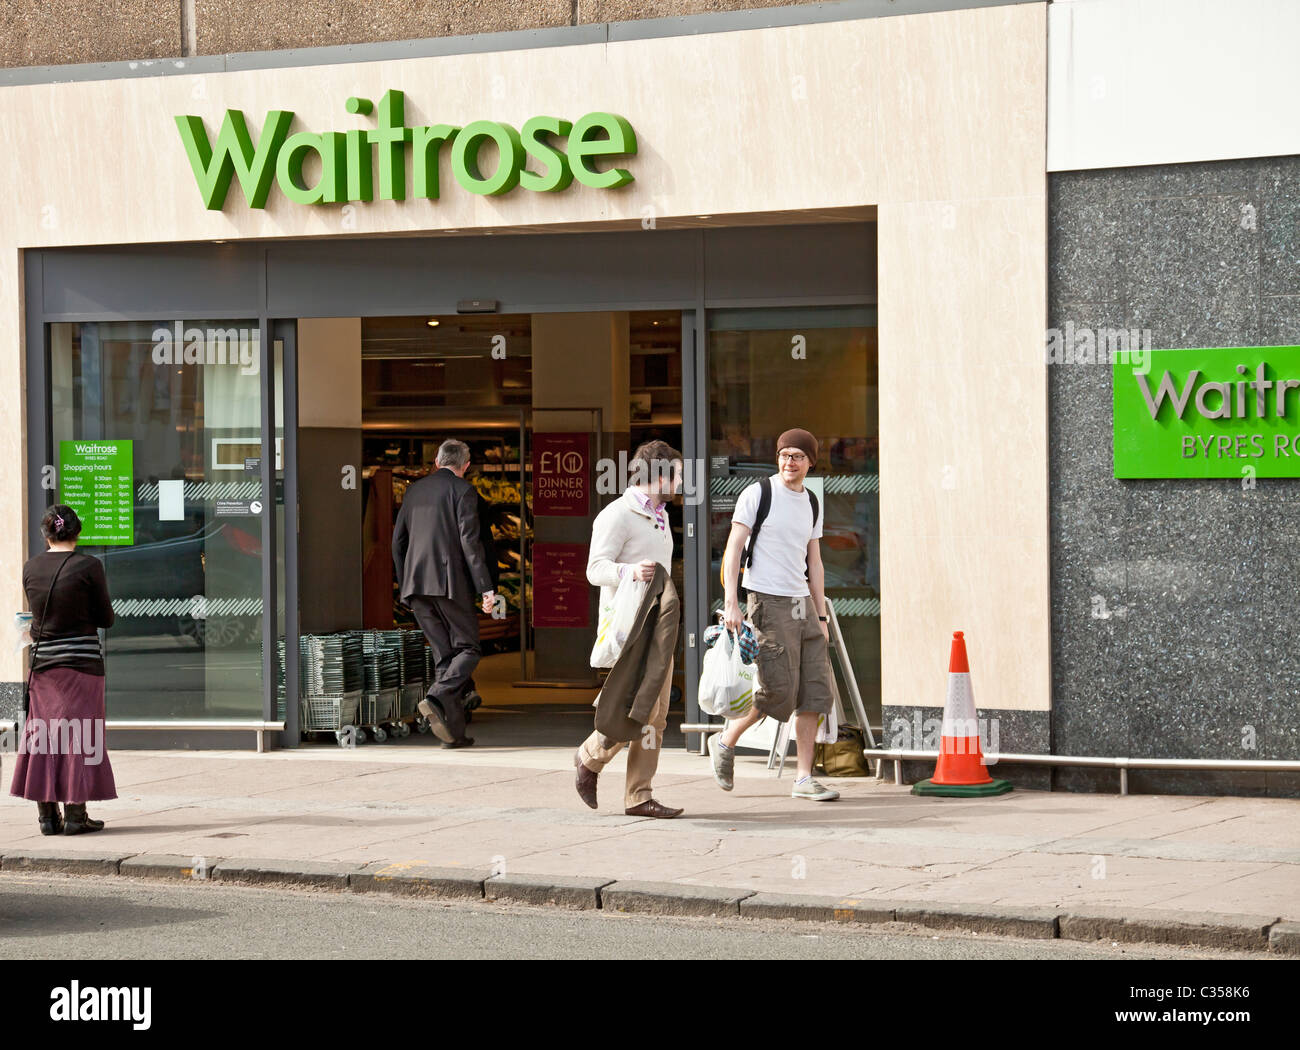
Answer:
[
  {"left": 175, "top": 89, "right": 636, "bottom": 209},
  {"left": 1113, "top": 346, "right": 1300, "bottom": 478}
]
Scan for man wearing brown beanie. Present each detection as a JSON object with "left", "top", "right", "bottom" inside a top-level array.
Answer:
[{"left": 711, "top": 427, "right": 839, "bottom": 801}]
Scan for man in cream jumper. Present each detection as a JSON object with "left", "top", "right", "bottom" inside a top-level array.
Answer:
[{"left": 575, "top": 440, "right": 684, "bottom": 818}]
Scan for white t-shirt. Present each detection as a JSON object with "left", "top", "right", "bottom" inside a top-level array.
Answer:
[{"left": 732, "top": 474, "right": 822, "bottom": 597}]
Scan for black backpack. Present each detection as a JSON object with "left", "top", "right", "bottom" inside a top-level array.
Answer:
[{"left": 738, "top": 476, "right": 820, "bottom": 599}]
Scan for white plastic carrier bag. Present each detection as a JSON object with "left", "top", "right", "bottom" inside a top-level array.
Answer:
[
  {"left": 589, "top": 573, "right": 646, "bottom": 668},
  {"left": 698, "top": 625, "right": 756, "bottom": 719},
  {"left": 814, "top": 702, "right": 838, "bottom": 744}
]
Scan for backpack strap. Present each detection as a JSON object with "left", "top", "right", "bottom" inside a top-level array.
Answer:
[
  {"left": 741, "top": 477, "right": 772, "bottom": 571},
  {"left": 803, "top": 488, "right": 820, "bottom": 582}
]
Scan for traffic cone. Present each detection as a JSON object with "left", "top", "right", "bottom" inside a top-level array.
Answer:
[{"left": 911, "top": 631, "right": 1012, "bottom": 797}]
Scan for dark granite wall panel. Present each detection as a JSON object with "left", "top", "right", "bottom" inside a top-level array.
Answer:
[
  {"left": 1049, "top": 156, "right": 1300, "bottom": 798},
  {"left": 0, "top": 682, "right": 21, "bottom": 724}
]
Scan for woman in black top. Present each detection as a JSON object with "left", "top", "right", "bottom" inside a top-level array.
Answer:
[{"left": 9, "top": 505, "right": 118, "bottom": 834}]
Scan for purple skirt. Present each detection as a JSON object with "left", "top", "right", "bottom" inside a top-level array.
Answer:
[{"left": 8, "top": 666, "right": 117, "bottom": 803}]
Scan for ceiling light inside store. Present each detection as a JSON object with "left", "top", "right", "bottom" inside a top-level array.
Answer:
[{"left": 427, "top": 319, "right": 440, "bottom": 327}]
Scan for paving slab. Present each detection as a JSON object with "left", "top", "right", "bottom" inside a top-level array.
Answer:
[
  {"left": 881, "top": 851, "right": 1288, "bottom": 911},
  {"left": 327, "top": 818, "right": 620, "bottom": 869},
  {"left": 247, "top": 765, "right": 556, "bottom": 804},
  {"left": 1091, "top": 797, "right": 1300, "bottom": 844},
  {"left": 1145, "top": 864, "right": 1300, "bottom": 915}
]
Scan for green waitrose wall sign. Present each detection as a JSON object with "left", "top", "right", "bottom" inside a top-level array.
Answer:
[
  {"left": 59, "top": 440, "right": 134, "bottom": 545},
  {"left": 175, "top": 89, "right": 636, "bottom": 210},
  {"left": 1113, "top": 346, "right": 1300, "bottom": 478}
]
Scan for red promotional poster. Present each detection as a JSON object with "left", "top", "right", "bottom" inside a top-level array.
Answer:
[
  {"left": 532, "top": 543, "right": 590, "bottom": 628},
  {"left": 532, "top": 432, "right": 590, "bottom": 516}
]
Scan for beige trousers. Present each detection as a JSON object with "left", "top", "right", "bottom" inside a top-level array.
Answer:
[{"left": 578, "top": 656, "right": 674, "bottom": 808}]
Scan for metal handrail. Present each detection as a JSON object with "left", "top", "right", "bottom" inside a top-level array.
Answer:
[{"left": 869, "top": 748, "right": 1300, "bottom": 795}]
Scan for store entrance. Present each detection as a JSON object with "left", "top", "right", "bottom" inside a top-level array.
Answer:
[{"left": 292, "top": 310, "right": 686, "bottom": 748}]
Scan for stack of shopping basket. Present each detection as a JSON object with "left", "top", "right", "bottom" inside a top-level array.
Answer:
[
  {"left": 366, "top": 629, "right": 427, "bottom": 720},
  {"left": 298, "top": 633, "right": 364, "bottom": 746},
  {"left": 350, "top": 630, "right": 404, "bottom": 739},
  {"left": 265, "top": 639, "right": 290, "bottom": 723}
]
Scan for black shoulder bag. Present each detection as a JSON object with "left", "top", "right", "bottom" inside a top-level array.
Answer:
[{"left": 22, "top": 553, "right": 72, "bottom": 718}]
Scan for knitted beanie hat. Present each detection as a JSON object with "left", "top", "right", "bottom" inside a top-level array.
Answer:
[{"left": 776, "top": 428, "right": 818, "bottom": 466}]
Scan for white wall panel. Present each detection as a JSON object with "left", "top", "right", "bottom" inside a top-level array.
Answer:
[{"left": 1049, "top": 0, "right": 1300, "bottom": 171}]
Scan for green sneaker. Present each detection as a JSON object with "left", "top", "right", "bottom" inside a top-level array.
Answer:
[
  {"left": 791, "top": 777, "right": 839, "bottom": 801},
  {"left": 709, "top": 734, "right": 734, "bottom": 791}
]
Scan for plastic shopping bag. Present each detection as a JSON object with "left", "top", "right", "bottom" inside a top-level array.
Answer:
[
  {"left": 13, "top": 611, "right": 32, "bottom": 654},
  {"left": 814, "top": 702, "right": 838, "bottom": 744},
  {"left": 589, "top": 574, "right": 646, "bottom": 668},
  {"left": 698, "top": 625, "right": 756, "bottom": 719}
]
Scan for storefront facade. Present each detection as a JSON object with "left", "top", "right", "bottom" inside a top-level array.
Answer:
[
  {"left": 0, "top": 0, "right": 1048, "bottom": 758},
  {"left": 23, "top": 230, "right": 881, "bottom": 749},
  {"left": 9, "top": 0, "right": 1289, "bottom": 796}
]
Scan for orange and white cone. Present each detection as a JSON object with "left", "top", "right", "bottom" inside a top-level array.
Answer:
[{"left": 911, "top": 631, "right": 1012, "bottom": 797}]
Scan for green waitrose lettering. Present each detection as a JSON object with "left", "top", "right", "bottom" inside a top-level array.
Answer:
[{"left": 175, "top": 90, "right": 636, "bottom": 210}]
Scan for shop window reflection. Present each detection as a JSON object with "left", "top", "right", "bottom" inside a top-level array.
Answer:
[
  {"left": 706, "top": 307, "right": 881, "bottom": 723},
  {"left": 48, "top": 321, "right": 265, "bottom": 721}
]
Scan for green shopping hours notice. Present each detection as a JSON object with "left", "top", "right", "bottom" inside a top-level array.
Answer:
[
  {"left": 59, "top": 439, "right": 134, "bottom": 545},
  {"left": 1113, "top": 345, "right": 1300, "bottom": 479}
]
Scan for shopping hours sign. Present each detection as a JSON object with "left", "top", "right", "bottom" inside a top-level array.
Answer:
[
  {"left": 1114, "top": 346, "right": 1300, "bottom": 478},
  {"left": 58, "top": 440, "right": 134, "bottom": 545}
]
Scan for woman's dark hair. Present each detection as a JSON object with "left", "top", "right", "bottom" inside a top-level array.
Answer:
[{"left": 41, "top": 504, "right": 82, "bottom": 542}]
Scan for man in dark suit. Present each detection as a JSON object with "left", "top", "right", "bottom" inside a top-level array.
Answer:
[
  {"left": 392, "top": 439, "right": 495, "bottom": 747},
  {"left": 460, "top": 488, "right": 501, "bottom": 721}
]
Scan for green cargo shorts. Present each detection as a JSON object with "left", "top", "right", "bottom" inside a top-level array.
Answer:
[{"left": 746, "top": 590, "right": 833, "bottom": 723}]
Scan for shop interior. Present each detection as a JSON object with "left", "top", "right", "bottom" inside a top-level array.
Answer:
[{"left": 295, "top": 310, "right": 687, "bottom": 747}]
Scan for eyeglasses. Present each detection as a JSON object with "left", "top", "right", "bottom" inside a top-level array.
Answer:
[{"left": 778, "top": 451, "right": 808, "bottom": 463}]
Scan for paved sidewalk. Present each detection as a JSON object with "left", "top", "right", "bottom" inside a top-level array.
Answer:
[{"left": 1, "top": 742, "right": 1297, "bottom": 947}]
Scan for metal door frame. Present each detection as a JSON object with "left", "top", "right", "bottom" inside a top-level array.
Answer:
[{"left": 272, "top": 319, "right": 300, "bottom": 746}]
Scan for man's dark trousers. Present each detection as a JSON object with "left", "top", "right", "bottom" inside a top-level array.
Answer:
[{"left": 408, "top": 594, "right": 480, "bottom": 740}]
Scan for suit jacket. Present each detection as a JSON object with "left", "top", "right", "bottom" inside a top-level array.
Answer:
[
  {"left": 475, "top": 491, "right": 501, "bottom": 593},
  {"left": 392, "top": 468, "right": 493, "bottom": 602},
  {"left": 594, "top": 564, "right": 680, "bottom": 743}
]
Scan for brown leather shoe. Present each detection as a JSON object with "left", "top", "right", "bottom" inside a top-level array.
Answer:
[
  {"left": 625, "top": 799, "right": 684, "bottom": 819},
  {"left": 574, "top": 750, "right": 598, "bottom": 810}
]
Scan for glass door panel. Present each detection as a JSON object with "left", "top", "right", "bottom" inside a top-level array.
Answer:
[
  {"left": 704, "top": 306, "right": 881, "bottom": 724},
  {"left": 49, "top": 320, "right": 267, "bottom": 721}
]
